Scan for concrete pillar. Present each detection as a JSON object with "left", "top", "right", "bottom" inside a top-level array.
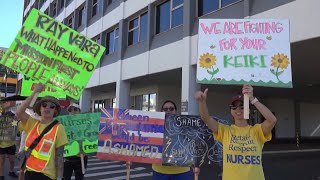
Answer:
[
  {"left": 116, "top": 80, "right": 130, "bottom": 109},
  {"left": 80, "top": 88, "right": 92, "bottom": 112}
]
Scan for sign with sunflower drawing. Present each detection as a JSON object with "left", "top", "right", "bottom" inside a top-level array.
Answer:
[{"left": 197, "top": 19, "right": 292, "bottom": 88}]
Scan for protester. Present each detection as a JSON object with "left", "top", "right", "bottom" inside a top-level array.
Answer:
[
  {"left": 63, "top": 103, "right": 88, "bottom": 180},
  {"left": 16, "top": 84, "right": 68, "bottom": 180},
  {"left": 152, "top": 100, "right": 193, "bottom": 180},
  {"left": 0, "top": 101, "right": 19, "bottom": 180},
  {"left": 194, "top": 84, "right": 277, "bottom": 180}
]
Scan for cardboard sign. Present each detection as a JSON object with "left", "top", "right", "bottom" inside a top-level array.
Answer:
[
  {"left": 0, "top": 8, "right": 105, "bottom": 99},
  {"left": 162, "top": 115, "right": 228, "bottom": 167},
  {"left": 197, "top": 19, "right": 292, "bottom": 88},
  {"left": 97, "top": 108, "right": 165, "bottom": 164},
  {"left": 56, "top": 113, "right": 100, "bottom": 157},
  {"left": 21, "top": 77, "right": 66, "bottom": 98},
  {"left": 0, "top": 116, "right": 19, "bottom": 141}
]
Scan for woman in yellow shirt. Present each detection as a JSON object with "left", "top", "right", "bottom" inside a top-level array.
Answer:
[
  {"left": 194, "top": 84, "right": 277, "bottom": 180},
  {"left": 152, "top": 100, "right": 193, "bottom": 180}
]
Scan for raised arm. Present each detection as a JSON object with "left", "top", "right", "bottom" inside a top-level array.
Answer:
[
  {"left": 243, "top": 85, "right": 277, "bottom": 136},
  {"left": 194, "top": 88, "right": 219, "bottom": 133},
  {"left": 16, "top": 84, "right": 45, "bottom": 123}
]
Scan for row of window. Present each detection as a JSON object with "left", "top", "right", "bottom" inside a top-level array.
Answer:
[{"left": 32, "top": 0, "right": 239, "bottom": 55}]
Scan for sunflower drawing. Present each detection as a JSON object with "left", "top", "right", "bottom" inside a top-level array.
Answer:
[
  {"left": 270, "top": 53, "right": 290, "bottom": 82},
  {"left": 199, "top": 53, "right": 219, "bottom": 80}
]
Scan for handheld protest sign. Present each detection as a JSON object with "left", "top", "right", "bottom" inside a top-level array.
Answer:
[
  {"left": 97, "top": 108, "right": 165, "bottom": 164},
  {"left": 163, "top": 115, "right": 227, "bottom": 167},
  {"left": 21, "top": 77, "right": 66, "bottom": 98},
  {"left": 55, "top": 113, "right": 100, "bottom": 157},
  {"left": 196, "top": 19, "right": 292, "bottom": 88},
  {"left": 0, "top": 8, "right": 105, "bottom": 100},
  {"left": 0, "top": 116, "right": 19, "bottom": 141}
]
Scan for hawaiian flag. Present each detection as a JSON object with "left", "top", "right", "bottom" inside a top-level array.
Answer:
[{"left": 97, "top": 108, "right": 165, "bottom": 164}]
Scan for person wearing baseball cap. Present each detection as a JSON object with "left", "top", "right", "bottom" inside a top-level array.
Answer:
[
  {"left": 63, "top": 103, "right": 88, "bottom": 180},
  {"left": 16, "top": 84, "right": 68, "bottom": 180},
  {"left": 194, "top": 84, "right": 277, "bottom": 180}
]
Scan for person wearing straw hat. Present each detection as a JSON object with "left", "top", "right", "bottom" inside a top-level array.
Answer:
[
  {"left": 16, "top": 84, "right": 68, "bottom": 180},
  {"left": 63, "top": 103, "right": 88, "bottom": 180},
  {"left": 194, "top": 84, "right": 277, "bottom": 180}
]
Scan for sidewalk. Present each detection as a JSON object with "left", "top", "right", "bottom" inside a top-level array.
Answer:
[{"left": 263, "top": 142, "right": 320, "bottom": 154}]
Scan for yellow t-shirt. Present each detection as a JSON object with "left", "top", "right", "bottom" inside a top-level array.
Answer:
[
  {"left": 152, "top": 164, "right": 190, "bottom": 174},
  {"left": 214, "top": 123, "right": 271, "bottom": 180},
  {"left": 22, "top": 117, "right": 68, "bottom": 180}
]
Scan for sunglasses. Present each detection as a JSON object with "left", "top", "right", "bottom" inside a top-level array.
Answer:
[
  {"left": 230, "top": 105, "right": 244, "bottom": 110},
  {"left": 162, "top": 107, "right": 175, "bottom": 112},
  {"left": 41, "top": 102, "right": 56, "bottom": 109},
  {"left": 68, "top": 108, "right": 79, "bottom": 112}
]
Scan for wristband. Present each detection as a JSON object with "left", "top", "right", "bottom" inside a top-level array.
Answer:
[{"left": 250, "top": 97, "right": 259, "bottom": 105}]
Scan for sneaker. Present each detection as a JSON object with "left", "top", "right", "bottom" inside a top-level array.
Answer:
[{"left": 8, "top": 172, "right": 18, "bottom": 178}]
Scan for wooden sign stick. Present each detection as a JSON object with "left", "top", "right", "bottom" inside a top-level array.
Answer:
[
  {"left": 29, "top": 92, "right": 39, "bottom": 107},
  {"left": 193, "top": 167, "right": 200, "bottom": 180},
  {"left": 80, "top": 153, "right": 85, "bottom": 174},
  {"left": 126, "top": 161, "right": 131, "bottom": 180},
  {"left": 244, "top": 94, "right": 250, "bottom": 119},
  {"left": 79, "top": 141, "right": 85, "bottom": 174}
]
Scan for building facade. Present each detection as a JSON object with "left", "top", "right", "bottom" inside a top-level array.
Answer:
[
  {"left": 0, "top": 48, "right": 18, "bottom": 98},
  {"left": 23, "top": 0, "right": 320, "bottom": 143}
]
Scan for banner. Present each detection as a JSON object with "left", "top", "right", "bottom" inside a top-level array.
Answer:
[
  {"left": 0, "top": 116, "right": 19, "bottom": 141},
  {"left": 21, "top": 77, "right": 66, "bottom": 98},
  {"left": 56, "top": 113, "right": 100, "bottom": 157},
  {"left": 197, "top": 19, "right": 292, "bottom": 88},
  {"left": 163, "top": 115, "right": 228, "bottom": 167},
  {"left": 97, "top": 108, "right": 165, "bottom": 164},
  {"left": 0, "top": 8, "right": 105, "bottom": 99}
]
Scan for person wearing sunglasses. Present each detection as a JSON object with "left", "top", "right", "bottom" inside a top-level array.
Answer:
[
  {"left": 63, "top": 103, "right": 88, "bottom": 180},
  {"left": 194, "top": 84, "right": 277, "bottom": 180},
  {"left": 16, "top": 84, "right": 68, "bottom": 180},
  {"left": 152, "top": 100, "right": 193, "bottom": 180}
]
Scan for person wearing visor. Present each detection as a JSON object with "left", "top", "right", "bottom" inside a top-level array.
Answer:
[
  {"left": 63, "top": 103, "right": 88, "bottom": 180},
  {"left": 152, "top": 100, "right": 193, "bottom": 180},
  {"left": 16, "top": 84, "right": 68, "bottom": 180},
  {"left": 194, "top": 84, "right": 277, "bottom": 180}
]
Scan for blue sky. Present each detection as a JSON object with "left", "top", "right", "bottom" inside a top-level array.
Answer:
[{"left": 0, "top": 0, "right": 24, "bottom": 48}]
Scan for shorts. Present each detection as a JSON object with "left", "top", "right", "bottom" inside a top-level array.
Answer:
[
  {"left": 0, "top": 145, "right": 16, "bottom": 155},
  {"left": 153, "top": 170, "right": 192, "bottom": 180}
]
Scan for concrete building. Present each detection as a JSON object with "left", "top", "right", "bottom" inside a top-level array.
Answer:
[{"left": 23, "top": 0, "right": 320, "bottom": 144}]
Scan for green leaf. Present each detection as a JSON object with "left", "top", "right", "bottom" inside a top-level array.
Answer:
[
  {"left": 277, "top": 71, "right": 284, "bottom": 76},
  {"left": 207, "top": 70, "right": 213, "bottom": 74},
  {"left": 270, "top": 69, "right": 276, "bottom": 75},
  {"left": 213, "top": 68, "right": 219, "bottom": 74}
]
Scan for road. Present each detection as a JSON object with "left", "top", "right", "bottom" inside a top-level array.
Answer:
[{"left": 3, "top": 150, "right": 320, "bottom": 180}]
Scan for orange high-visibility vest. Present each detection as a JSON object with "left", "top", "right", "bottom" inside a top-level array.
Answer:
[{"left": 25, "top": 121, "right": 60, "bottom": 172}]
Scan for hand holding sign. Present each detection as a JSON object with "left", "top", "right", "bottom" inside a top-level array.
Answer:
[{"left": 30, "top": 83, "right": 45, "bottom": 107}]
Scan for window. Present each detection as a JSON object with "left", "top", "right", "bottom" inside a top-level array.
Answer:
[
  {"left": 131, "top": 93, "right": 156, "bottom": 111},
  {"left": 92, "top": 0, "right": 98, "bottom": 17},
  {"left": 93, "top": 35, "right": 101, "bottom": 44},
  {"left": 38, "top": 0, "right": 45, "bottom": 9},
  {"left": 67, "top": 16, "right": 73, "bottom": 28},
  {"left": 44, "top": 9, "right": 49, "bottom": 15},
  {"left": 106, "top": 27, "right": 119, "bottom": 54},
  {"left": 60, "top": 0, "right": 65, "bottom": 9},
  {"left": 198, "top": 0, "right": 239, "bottom": 16},
  {"left": 156, "top": 0, "right": 183, "bottom": 34},
  {"left": 52, "top": 1, "right": 57, "bottom": 16},
  {"left": 78, "top": 6, "right": 85, "bottom": 27},
  {"left": 94, "top": 100, "right": 105, "bottom": 112},
  {"left": 128, "top": 12, "right": 148, "bottom": 46},
  {"left": 107, "top": 0, "right": 113, "bottom": 5}
]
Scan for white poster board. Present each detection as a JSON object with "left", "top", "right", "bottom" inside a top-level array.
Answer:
[{"left": 197, "top": 19, "right": 292, "bottom": 88}]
